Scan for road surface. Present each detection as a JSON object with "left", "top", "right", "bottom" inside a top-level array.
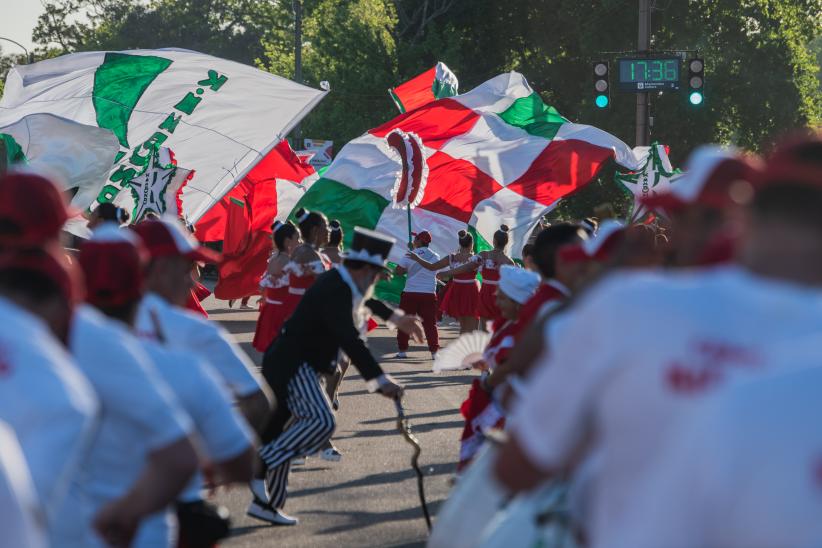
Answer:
[{"left": 205, "top": 296, "right": 472, "bottom": 547}]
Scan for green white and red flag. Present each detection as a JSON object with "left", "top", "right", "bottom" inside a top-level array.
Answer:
[
  {"left": 291, "top": 71, "right": 641, "bottom": 262},
  {"left": 201, "top": 140, "right": 317, "bottom": 300},
  {"left": 389, "top": 62, "right": 459, "bottom": 113}
]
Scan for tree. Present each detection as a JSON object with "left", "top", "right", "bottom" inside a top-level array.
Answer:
[{"left": 258, "top": 0, "right": 400, "bottom": 144}]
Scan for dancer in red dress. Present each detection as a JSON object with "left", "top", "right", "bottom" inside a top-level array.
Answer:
[
  {"left": 252, "top": 221, "right": 301, "bottom": 352},
  {"left": 280, "top": 209, "right": 332, "bottom": 324},
  {"left": 442, "top": 225, "right": 515, "bottom": 330},
  {"left": 408, "top": 229, "right": 479, "bottom": 333}
]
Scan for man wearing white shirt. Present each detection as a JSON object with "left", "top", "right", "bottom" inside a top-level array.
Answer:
[
  {"left": 131, "top": 218, "right": 273, "bottom": 433},
  {"left": 394, "top": 231, "right": 441, "bottom": 359},
  {"left": 623, "top": 341, "right": 822, "bottom": 548},
  {"left": 77, "top": 224, "right": 256, "bottom": 546},
  {"left": 66, "top": 305, "right": 198, "bottom": 548},
  {"left": 0, "top": 247, "right": 99, "bottom": 533},
  {"left": 0, "top": 420, "right": 47, "bottom": 548},
  {"left": 491, "top": 138, "right": 822, "bottom": 547}
]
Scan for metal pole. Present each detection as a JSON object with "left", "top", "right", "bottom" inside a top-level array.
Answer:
[
  {"left": 0, "top": 36, "right": 31, "bottom": 63},
  {"left": 635, "top": 0, "right": 651, "bottom": 146},
  {"left": 292, "top": 0, "right": 303, "bottom": 142}
]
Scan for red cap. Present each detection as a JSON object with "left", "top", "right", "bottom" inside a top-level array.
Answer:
[
  {"left": 412, "top": 231, "right": 432, "bottom": 245},
  {"left": 0, "top": 172, "right": 74, "bottom": 248},
  {"left": 131, "top": 218, "right": 221, "bottom": 263},
  {"left": 642, "top": 147, "right": 762, "bottom": 214},
  {"left": 0, "top": 244, "right": 84, "bottom": 305},
  {"left": 79, "top": 223, "right": 148, "bottom": 307}
]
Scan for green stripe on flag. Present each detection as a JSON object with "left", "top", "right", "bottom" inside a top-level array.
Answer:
[
  {"left": 229, "top": 197, "right": 245, "bottom": 207},
  {"left": 498, "top": 92, "right": 568, "bottom": 141},
  {"left": 375, "top": 261, "right": 405, "bottom": 305},
  {"left": 0, "top": 133, "right": 26, "bottom": 165},
  {"left": 93, "top": 52, "right": 173, "bottom": 148},
  {"left": 468, "top": 225, "right": 493, "bottom": 253},
  {"left": 288, "top": 178, "right": 389, "bottom": 248},
  {"left": 388, "top": 88, "right": 406, "bottom": 114}
]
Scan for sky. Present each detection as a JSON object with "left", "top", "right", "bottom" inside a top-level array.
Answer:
[{"left": 0, "top": 1, "right": 44, "bottom": 53}]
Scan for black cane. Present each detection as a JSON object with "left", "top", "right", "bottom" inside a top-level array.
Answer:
[{"left": 394, "top": 398, "right": 432, "bottom": 532}]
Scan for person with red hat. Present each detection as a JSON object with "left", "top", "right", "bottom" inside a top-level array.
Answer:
[
  {"left": 394, "top": 229, "right": 441, "bottom": 359},
  {"left": 478, "top": 135, "right": 822, "bottom": 548},
  {"left": 0, "top": 172, "right": 100, "bottom": 541},
  {"left": 0, "top": 246, "right": 100, "bottom": 540},
  {"left": 131, "top": 217, "right": 273, "bottom": 434},
  {"left": 77, "top": 222, "right": 256, "bottom": 548}
]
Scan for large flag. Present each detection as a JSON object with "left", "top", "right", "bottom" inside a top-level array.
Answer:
[
  {"left": 0, "top": 113, "right": 119, "bottom": 210},
  {"left": 615, "top": 143, "right": 682, "bottom": 221},
  {"left": 207, "top": 140, "right": 317, "bottom": 300},
  {"left": 292, "top": 72, "right": 641, "bottom": 261},
  {"left": 389, "top": 62, "right": 459, "bottom": 113},
  {"left": 0, "top": 48, "right": 327, "bottom": 226}
]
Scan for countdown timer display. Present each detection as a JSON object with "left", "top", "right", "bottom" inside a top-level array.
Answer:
[{"left": 617, "top": 57, "right": 680, "bottom": 92}]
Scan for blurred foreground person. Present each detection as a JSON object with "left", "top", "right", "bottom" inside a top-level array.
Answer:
[
  {"left": 490, "top": 142, "right": 822, "bottom": 548},
  {"left": 0, "top": 173, "right": 100, "bottom": 535},
  {"left": 79, "top": 223, "right": 257, "bottom": 547},
  {"left": 132, "top": 218, "right": 273, "bottom": 433},
  {"left": 0, "top": 420, "right": 47, "bottom": 548}
]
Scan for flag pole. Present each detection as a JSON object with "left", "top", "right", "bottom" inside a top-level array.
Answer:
[{"left": 406, "top": 203, "right": 413, "bottom": 246}]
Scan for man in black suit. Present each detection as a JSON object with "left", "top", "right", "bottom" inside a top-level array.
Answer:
[{"left": 250, "top": 227, "right": 424, "bottom": 525}]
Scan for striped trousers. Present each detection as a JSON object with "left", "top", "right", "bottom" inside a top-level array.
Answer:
[{"left": 258, "top": 363, "right": 336, "bottom": 509}]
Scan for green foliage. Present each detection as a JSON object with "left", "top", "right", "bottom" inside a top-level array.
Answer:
[{"left": 14, "top": 0, "right": 822, "bottom": 221}]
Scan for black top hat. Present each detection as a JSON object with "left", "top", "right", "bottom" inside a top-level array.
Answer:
[{"left": 342, "top": 227, "right": 396, "bottom": 268}]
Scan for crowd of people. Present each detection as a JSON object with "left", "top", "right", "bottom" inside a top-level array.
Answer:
[
  {"left": 2, "top": 129, "right": 821, "bottom": 548},
  {"left": 0, "top": 173, "right": 422, "bottom": 546},
  {"left": 429, "top": 132, "right": 822, "bottom": 548}
]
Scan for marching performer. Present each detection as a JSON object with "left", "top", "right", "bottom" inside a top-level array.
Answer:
[
  {"left": 279, "top": 208, "right": 333, "bottom": 322},
  {"left": 252, "top": 220, "right": 301, "bottom": 352},
  {"left": 249, "top": 227, "right": 424, "bottom": 526},
  {"left": 395, "top": 230, "right": 441, "bottom": 359},
  {"left": 440, "top": 225, "right": 515, "bottom": 330},
  {"left": 408, "top": 229, "right": 479, "bottom": 333}
]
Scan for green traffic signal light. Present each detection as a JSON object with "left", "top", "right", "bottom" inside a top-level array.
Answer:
[
  {"left": 595, "top": 94, "right": 609, "bottom": 108},
  {"left": 689, "top": 91, "right": 703, "bottom": 105}
]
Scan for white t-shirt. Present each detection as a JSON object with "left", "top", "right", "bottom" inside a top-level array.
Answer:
[
  {"left": 510, "top": 266, "right": 822, "bottom": 548},
  {"left": 0, "top": 297, "right": 99, "bottom": 524},
  {"left": 627, "top": 347, "right": 822, "bottom": 548},
  {"left": 143, "top": 341, "right": 254, "bottom": 501},
  {"left": 60, "top": 305, "right": 194, "bottom": 548},
  {"left": 136, "top": 293, "right": 264, "bottom": 398},
  {"left": 0, "top": 420, "right": 47, "bottom": 548},
  {"left": 399, "top": 246, "right": 441, "bottom": 294}
]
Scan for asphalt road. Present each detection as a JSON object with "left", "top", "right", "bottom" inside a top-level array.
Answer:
[{"left": 204, "top": 295, "right": 472, "bottom": 547}]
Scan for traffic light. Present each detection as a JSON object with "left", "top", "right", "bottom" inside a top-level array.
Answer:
[
  {"left": 593, "top": 61, "right": 610, "bottom": 108},
  {"left": 687, "top": 58, "right": 704, "bottom": 105}
]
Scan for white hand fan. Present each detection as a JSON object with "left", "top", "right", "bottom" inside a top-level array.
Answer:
[{"left": 433, "top": 331, "right": 492, "bottom": 372}]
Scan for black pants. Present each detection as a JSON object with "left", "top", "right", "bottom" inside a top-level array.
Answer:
[{"left": 258, "top": 363, "right": 335, "bottom": 508}]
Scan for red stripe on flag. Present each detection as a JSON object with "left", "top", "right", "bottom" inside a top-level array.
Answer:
[
  {"left": 417, "top": 151, "right": 503, "bottom": 223},
  {"left": 369, "top": 98, "right": 480, "bottom": 150},
  {"left": 390, "top": 66, "right": 437, "bottom": 112},
  {"left": 505, "top": 139, "right": 614, "bottom": 206}
]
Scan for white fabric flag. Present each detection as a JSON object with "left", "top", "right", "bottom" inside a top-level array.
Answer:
[
  {"left": 0, "top": 48, "right": 327, "bottom": 223},
  {"left": 0, "top": 113, "right": 119, "bottom": 211}
]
